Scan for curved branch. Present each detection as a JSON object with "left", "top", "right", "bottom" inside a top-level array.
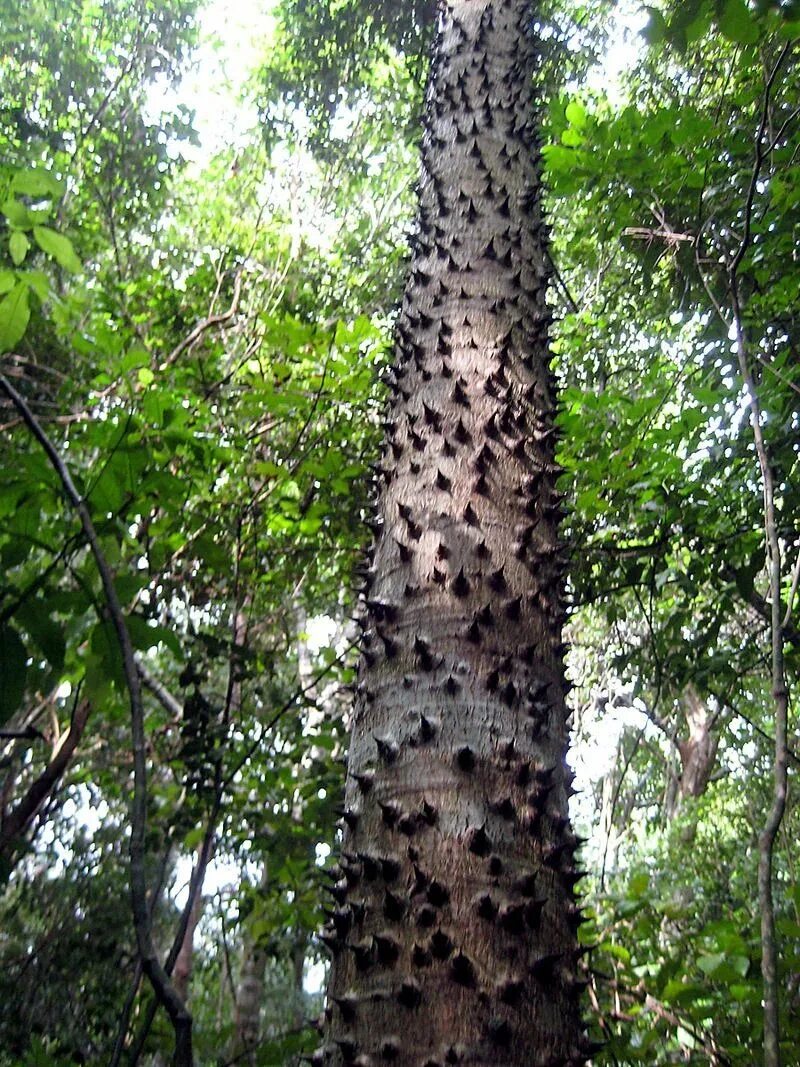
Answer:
[
  {"left": 0, "top": 697, "right": 90, "bottom": 861},
  {"left": 160, "top": 271, "right": 243, "bottom": 370},
  {"left": 0, "top": 375, "right": 192, "bottom": 1065}
]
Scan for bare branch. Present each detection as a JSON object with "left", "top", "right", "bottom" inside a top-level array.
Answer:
[
  {"left": 0, "top": 697, "right": 90, "bottom": 861},
  {"left": 160, "top": 271, "right": 243, "bottom": 370},
  {"left": 137, "top": 659, "right": 184, "bottom": 719}
]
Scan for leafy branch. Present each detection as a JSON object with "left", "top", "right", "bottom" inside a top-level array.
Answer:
[{"left": 0, "top": 373, "right": 193, "bottom": 1066}]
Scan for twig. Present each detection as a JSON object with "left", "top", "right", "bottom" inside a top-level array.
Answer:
[
  {"left": 160, "top": 271, "right": 243, "bottom": 370},
  {"left": 0, "top": 726, "right": 46, "bottom": 742},
  {"left": 729, "top": 43, "right": 791, "bottom": 280},
  {"left": 727, "top": 44, "right": 793, "bottom": 1067},
  {"left": 109, "top": 843, "right": 175, "bottom": 1067},
  {"left": 599, "top": 724, "right": 647, "bottom": 891},
  {"left": 0, "top": 375, "right": 193, "bottom": 1065},
  {"left": 782, "top": 543, "right": 800, "bottom": 629},
  {"left": 222, "top": 638, "right": 359, "bottom": 792},
  {"left": 546, "top": 248, "right": 580, "bottom": 315},
  {"left": 0, "top": 694, "right": 89, "bottom": 862},
  {"left": 127, "top": 794, "right": 220, "bottom": 1066},
  {"left": 721, "top": 563, "right": 799, "bottom": 645},
  {"left": 129, "top": 557, "right": 248, "bottom": 1061},
  {"left": 137, "top": 659, "right": 184, "bottom": 720}
]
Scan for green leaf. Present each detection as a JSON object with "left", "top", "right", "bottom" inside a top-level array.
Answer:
[
  {"left": 1, "top": 198, "right": 32, "bottom": 228},
  {"left": 32, "top": 226, "right": 82, "bottom": 273},
  {"left": 562, "top": 127, "right": 585, "bottom": 147},
  {"left": 183, "top": 826, "right": 205, "bottom": 850},
  {"left": 565, "top": 100, "right": 587, "bottom": 129},
  {"left": 644, "top": 6, "right": 669, "bottom": 43},
  {"left": 0, "top": 270, "right": 16, "bottom": 295},
  {"left": 9, "top": 231, "right": 29, "bottom": 266},
  {"left": 89, "top": 620, "right": 125, "bottom": 692},
  {"left": 697, "top": 951, "right": 726, "bottom": 975},
  {"left": 661, "top": 979, "right": 709, "bottom": 1004},
  {"left": 628, "top": 872, "right": 650, "bottom": 898},
  {"left": 20, "top": 270, "right": 50, "bottom": 301},
  {"left": 0, "top": 624, "right": 28, "bottom": 723},
  {"left": 542, "top": 144, "right": 580, "bottom": 174},
  {"left": 0, "top": 283, "right": 30, "bottom": 353},
  {"left": 718, "top": 0, "right": 759, "bottom": 43},
  {"left": 11, "top": 169, "right": 64, "bottom": 199},
  {"left": 672, "top": 0, "right": 704, "bottom": 28},
  {"left": 16, "top": 601, "right": 66, "bottom": 673}
]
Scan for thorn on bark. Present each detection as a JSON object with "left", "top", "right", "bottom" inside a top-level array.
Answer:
[
  {"left": 451, "top": 568, "right": 470, "bottom": 597},
  {"left": 353, "top": 771, "right": 374, "bottom": 794},
  {"left": 430, "top": 929, "right": 455, "bottom": 959},
  {"left": 476, "top": 893, "right": 498, "bottom": 920},
  {"left": 412, "top": 943, "right": 433, "bottom": 968},
  {"left": 374, "top": 736, "right": 398, "bottom": 764},
  {"left": 456, "top": 746, "right": 476, "bottom": 772},
  {"left": 487, "top": 1019, "right": 512, "bottom": 1047},
  {"left": 450, "top": 952, "right": 477, "bottom": 988},
  {"left": 398, "top": 980, "right": 423, "bottom": 1009},
  {"left": 427, "top": 880, "right": 450, "bottom": 907},
  {"left": 468, "top": 825, "right": 492, "bottom": 857}
]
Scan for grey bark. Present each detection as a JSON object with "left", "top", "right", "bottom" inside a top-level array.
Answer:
[
  {"left": 174, "top": 856, "right": 207, "bottom": 1003},
  {"left": 320, "top": 2, "right": 589, "bottom": 1064},
  {"left": 675, "top": 686, "right": 718, "bottom": 805},
  {"left": 230, "top": 864, "right": 271, "bottom": 1064}
]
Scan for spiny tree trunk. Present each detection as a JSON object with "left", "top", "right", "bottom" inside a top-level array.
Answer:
[{"left": 320, "top": 1, "right": 589, "bottom": 1065}]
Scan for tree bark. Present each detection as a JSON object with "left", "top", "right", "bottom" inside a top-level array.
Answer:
[
  {"left": 321, "top": 2, "right": 588, "bottom": 1064},
  {"left": 0, "top": 698, "right": 91, "bottom": 864},
  {"left": 173, "top": 853, "right": 207, "bottom": 1003},
  {"left": 231, "top": 863, "right": 270, "bottom": 1064},
  {"left": 675, "top": 685, "right": 718, "bottom": 804}
]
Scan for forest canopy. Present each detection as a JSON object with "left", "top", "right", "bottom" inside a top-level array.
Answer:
[{"left": 0, "top": 0, "right": 797, "bottom": 1064}]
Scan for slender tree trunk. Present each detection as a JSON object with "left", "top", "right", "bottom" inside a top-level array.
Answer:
[
  {"left": 231, "top": 863, "right": 271, "bottom": 1064},
  {"left": 321, "top": 2, "right": 588, "bottom": 1063},
  {"left": 173, "top": 857, "right": 207, "bottom": 1003},
  {"left": 662, "top": 685, "right": 719, "bottom": 821}
]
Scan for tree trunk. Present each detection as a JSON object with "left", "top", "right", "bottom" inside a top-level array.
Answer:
[
  {"left": 675, "top": 685, "right": 718, "bottom": 805},
  {"left": 173, "top": 866, "right": 206, "bottom": 1003},
  {"left": 230, "top": 861, "right": 273, "bottom": 1064},
  {"left": 321, "top": 1, "right": 588, "bottom": 1064}
]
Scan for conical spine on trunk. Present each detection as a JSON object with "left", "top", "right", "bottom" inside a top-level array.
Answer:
[{"left": 321, "top": 1, "right": 588, "bottom": 1063}]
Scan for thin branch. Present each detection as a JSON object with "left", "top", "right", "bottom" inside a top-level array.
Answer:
[
  {"left": 109, "top": 843, "right": 175, "bottom": 1067},
  {"left": 0, "top": 726, "right": 46, "bottom": 742},
  {"left": 137, "top": 659, "right": 184, "bottom": 720},
  {"left": 729, "top": 42, "right": 791, "bottom": 279},
  {"left": 160, "top": 271, "right": 243, "bottom": 370},
  {"left": 0, "top": 695, "right": 89, "bottom": 861},
  {"left": 127, "top": 794, "right": 221, "bottom": 1066},
  {"left": 546, "top": 248, "right": 580, "bottom": 315},
  {"left": 0, "top": 375, "right": 192, "bottom": 1065},
  {"left": 129, "top": 559, "right": 248, "bottom": 1061},
  {"left": 222, "top": 637, "right": 359, "bottom": 792},
  {"left": 782, "top": 543, "right": 800, "bottom": 629},
  {"left": 721, "top": 563, "right": 800, "bottom": 646},
  {"left": 725, "top": 46, "right": 793, "bottom": 1061},
  {"left": 599, "top": 724, "right": 647, "bottom": 891}
]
